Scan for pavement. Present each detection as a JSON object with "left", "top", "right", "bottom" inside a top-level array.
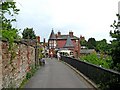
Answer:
[{"left": 24, "top": 58, "right": 95, "bottom": 88}]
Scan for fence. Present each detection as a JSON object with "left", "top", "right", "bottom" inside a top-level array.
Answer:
[{"left": 61, "top": 56, "right": 120, "bottom": 89}]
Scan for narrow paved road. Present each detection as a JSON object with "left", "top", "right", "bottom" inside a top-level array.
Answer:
[{"left": 25, "top": 58, "right": 94, "bottom": 88}]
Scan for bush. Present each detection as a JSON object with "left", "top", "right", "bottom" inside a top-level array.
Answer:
[{"left": 80, "top": 53, "right": 112, "bottom": 69}]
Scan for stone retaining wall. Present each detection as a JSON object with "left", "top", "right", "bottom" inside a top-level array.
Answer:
[
  {"left": 0, "top": 41, "right": 2, "bottom": 89},
  {"left": 1, "top": 41, "right": 35, "bottom": 88}
]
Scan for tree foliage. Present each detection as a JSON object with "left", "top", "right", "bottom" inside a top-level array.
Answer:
[
  {"left": 80, "top": 36, "right": 87, "bottom": 46},
  {"left": 1, "top": 0, "right": 20, "bottom": 30},
  {"left": 80, "top": 39, "right": 87, "bottom": 46},
  {"left": 1, "top": 0, "right": 20, "bottom": 49},
  {"left": 110, "top": 14, "right": 120, "bottom": 72},
  {"left": 80, "top": 53, "right": 112, "bottom": 69},
  {"left": 87, "top": 37, "right": 96, "bottom": 49},
  {"left": 96, "top": 39, "right": 111, "bottom": 54},
  {"left": 22, "top": 28, "right": 36, "bottom": 39}
]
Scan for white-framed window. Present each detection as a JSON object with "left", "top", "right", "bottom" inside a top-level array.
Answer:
[{"left": 49, "top": 40, "right": 57, "bottom": 49}]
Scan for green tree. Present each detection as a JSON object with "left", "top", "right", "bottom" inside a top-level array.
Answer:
[
  {"left": 80, "top": 39, "right": 87, "bottom": 46},
  {"left": 80, "top": 36, "right": 87, "bottom": 46},
  {"left": 87, "top": 37, "right": 96, "bottom": 49},
  {"left": 1, "top": 0, "right": 20, "bottom": 30},
  {"left": 1, "top": 0, "right": 20, "bottom": 46},
  {"left": 22, "top": 28, "right": 36, "bottom": 39},
  {"left": 96, "top": 39, "right": 110, "bottom": 54},
  {"left": 110, "top": 14, "right": 120, "bottom": 71}
]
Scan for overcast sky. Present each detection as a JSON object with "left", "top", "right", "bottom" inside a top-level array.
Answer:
[{"left": 14, "top": 0, "right": 119, "bottom": 42}]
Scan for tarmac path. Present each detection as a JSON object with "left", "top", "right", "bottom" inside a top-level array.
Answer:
[{"left": 24, "top": 58, "right": 95, "bottom": 88}]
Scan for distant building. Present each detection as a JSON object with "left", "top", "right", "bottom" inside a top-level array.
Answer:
[
  {"left": 48, "top": 29, "right": 81, "bottom": 58},
  {"left": 80, "top": 49, "right": 96, "bottom": 55}
]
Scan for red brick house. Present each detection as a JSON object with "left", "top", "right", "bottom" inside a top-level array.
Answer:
[{"left": 48, "top": 29, "right": 81, "bottom": 58}]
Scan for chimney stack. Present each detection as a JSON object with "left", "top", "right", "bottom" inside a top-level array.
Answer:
[
  {"left": 36, "top": 36, "right": 40, "bottom": 43},
  {"left": 80, "top": 35, "right": 85, "bottom": 41},
  {"left": 69, "top": 31, "right": 73, "bottom": 37},
  {"left": 58, "top": 31, "right": 61, "bottom": 37}
]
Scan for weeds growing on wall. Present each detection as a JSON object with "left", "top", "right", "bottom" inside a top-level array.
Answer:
[{"left": 19, "top": 65, "right": 39, "bottom": 88}]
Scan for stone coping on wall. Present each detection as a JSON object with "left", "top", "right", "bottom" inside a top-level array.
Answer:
[{"left": 1, "top": 39, "right": 37, "bottom": 47}]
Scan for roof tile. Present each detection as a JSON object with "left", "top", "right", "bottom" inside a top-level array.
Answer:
[{"left": 63, "top": 36, "right": 74, "bottom": 48}]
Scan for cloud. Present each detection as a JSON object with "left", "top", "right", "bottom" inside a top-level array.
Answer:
[{"left": 14, "top": 0, "right": 119, "bottom": 42}]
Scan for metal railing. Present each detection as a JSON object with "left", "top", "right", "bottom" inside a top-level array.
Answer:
[{"left": 61, "top": 56, "right": 120, "bottom": 89}]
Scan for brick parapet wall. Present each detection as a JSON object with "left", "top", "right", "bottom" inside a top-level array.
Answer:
[{"left": 1, "top": 40, "right": 35, "bottom": 88}]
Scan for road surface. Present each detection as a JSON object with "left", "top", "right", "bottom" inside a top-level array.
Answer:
[{"left": 24, "top": 58, "right": 95, "bottom": 88}]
